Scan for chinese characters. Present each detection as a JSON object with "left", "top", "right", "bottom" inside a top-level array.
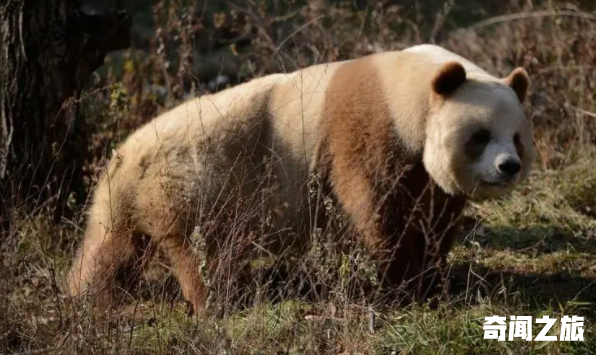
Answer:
[{"left": 483, "top": 315, "right": 584, "bottom": 342}]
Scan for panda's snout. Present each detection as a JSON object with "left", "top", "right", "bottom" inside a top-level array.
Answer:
[{"left": 497, "top": 157, "right": 521, "bottom": 177}]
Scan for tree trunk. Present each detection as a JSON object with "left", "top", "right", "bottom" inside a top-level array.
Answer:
[{"left": 0, "top": 0, "right": 130, "bottom": 222}]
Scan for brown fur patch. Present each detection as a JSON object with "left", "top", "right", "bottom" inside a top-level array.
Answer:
[
  {"left": 431, "top": 61, "right": 467, "bottom": 96},
  {"left": 514, "top": 132, "right": 525, "bottom": 161},
  {"left": 505, "top": 67, "right": 530, "bottom": 103},
  {"left": 463, "top": 129, "right": 490, "bottom": 160},
  {"left": 319, "top": 56, "right": 467, "bottom": 300}
]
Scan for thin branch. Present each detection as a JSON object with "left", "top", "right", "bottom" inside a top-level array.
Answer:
[
  {"left": 272, "top": 15, "right": 325, "bottom": 57},
  {"left": 468, "top": 10, "right": 596, "bottom": 31}
]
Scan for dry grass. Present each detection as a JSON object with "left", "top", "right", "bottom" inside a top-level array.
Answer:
[{"left": 2, "top": 0, "right": 596, "bottom": 354}]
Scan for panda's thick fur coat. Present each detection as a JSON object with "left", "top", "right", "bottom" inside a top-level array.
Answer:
[{"left": 67, "top": 44, "right": 533, "bottom": 314}]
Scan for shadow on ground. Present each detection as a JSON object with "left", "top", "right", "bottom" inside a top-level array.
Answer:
[{"left": 448, "top": 263, "right": 596, "bottom": 309}]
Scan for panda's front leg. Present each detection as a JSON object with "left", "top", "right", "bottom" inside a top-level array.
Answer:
[
  {"left": 360, "top": 218, "right": 425, "bottom": 300},
  {"left": 327, "top": 165, "right": 421, "bottom": 299}
]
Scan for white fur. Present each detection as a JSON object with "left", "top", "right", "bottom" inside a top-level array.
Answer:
[{"left": 404, "top": 44, "right": 494, "bottom": 80}]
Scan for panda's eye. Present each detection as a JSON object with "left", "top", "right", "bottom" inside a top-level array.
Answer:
[
  {"left": 513, "top": 133, "right": 521, "bottom": 145},
  {"left": 472, "top": 129, "right": 490, "bottom": 146}
]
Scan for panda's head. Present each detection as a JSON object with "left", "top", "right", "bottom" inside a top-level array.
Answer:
[{"left": 423, "top": 61, "right": 534, "bottom": 199}]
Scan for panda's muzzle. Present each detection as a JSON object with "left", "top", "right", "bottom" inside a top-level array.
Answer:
[
  {"left": 479, "top": 157, "right": 522, "bottom": 188},
  {"left": 497, "top": 159, "right": 521, "bottom": 176},
  {"left": 479, "top": 179, "right": 513, "bottom": 188}
]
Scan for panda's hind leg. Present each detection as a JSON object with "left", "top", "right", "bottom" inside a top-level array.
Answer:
[
  {"left": 159, "top": 232, "right": 208, "bottom": 316},
  {"left": 66, "top": 202, "right": 152, "bottom": 309}
]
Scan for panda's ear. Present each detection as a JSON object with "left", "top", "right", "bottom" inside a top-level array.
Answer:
[
  {"left": 505, "top": 67, "right": 530, "bottom": 103},
  {"left": 431, "top": 61, "right": 467, "bottom": 96}
]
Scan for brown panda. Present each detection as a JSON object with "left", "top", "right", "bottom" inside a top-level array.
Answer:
[{"left": 66, "top": 44, "right": 533, "bottom": 314}]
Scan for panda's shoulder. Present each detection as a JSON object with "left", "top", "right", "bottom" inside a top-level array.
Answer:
[{"left": 402, "top": 45, "right": 493, "bottom": 79}]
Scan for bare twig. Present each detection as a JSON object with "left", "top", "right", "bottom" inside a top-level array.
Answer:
[{"left": 468, "top": 10, "right": 596, "bottom": 30}]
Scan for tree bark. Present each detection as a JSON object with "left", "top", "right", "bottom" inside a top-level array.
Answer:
[{"left": 0, "top": 0, "right": 130, "bottom": 221}]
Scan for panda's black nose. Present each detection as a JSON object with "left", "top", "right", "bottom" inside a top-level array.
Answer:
[{"left": 498, "top": 159, "right": 521, "bottom": 176}]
